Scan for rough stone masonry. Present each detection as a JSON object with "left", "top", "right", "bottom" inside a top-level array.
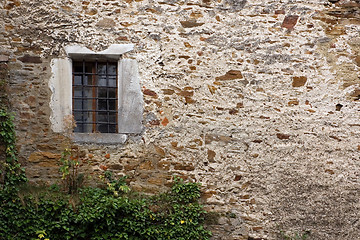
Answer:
[{"left": 1, "top": 0, "right": 360, "bottom": 239}]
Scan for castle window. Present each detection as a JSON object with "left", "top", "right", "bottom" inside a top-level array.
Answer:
[
  {"left": 72, "top": 61, "right": 118, "bottom": 133},
  {"left": 49, "top": 44, "right": 144, "bottom": 144}
]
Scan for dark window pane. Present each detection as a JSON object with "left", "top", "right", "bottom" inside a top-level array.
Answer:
[
  {"left": 74, "top": 75, "right": 82, "bottom": 85},
  {"left": 98, "top": 75, "right": 107, "bottom": 87},
  {"left": 108, "top": 76, "right": 116, "bottom": 87},
  {"left": 108, "top": 88, "right": 116, "bottom": 98},
  {"left": 83, "top": 99, "right": 93, "bottom": 110},
  {"left": 98, "top": 100, "right": 107, "bottom": 110},
  {"left": 108, "top": 64, "right": 116, "bottom": 75},
  {"left": 108, "top": 100, "right": 116, "bottom": 110},
  {"left": 83, "top": 87, "right": 92, "bottom": 98},
  {"left": 109, "top": 124, "right": 116, "bottom": 133},
  {"left": 97, "top": 112, "right": 108, "bottom": 123},
  {"left": 98, "top": 88, "right": 107, "bottom": 98},
  {"left": 74, "top": 124, "right": 82, "bottom": 133},
  {"left": 97, "top": 64, "right": 106, "bottom": 75},
  {"left": 74, "top": 99, "right": 82, "bottom": 110},
  {"left": 97, "top": 124, "right": 108, "bottom": 133},
  {"left": 83, "top": 111, "right": 93, "bottom": 123},
  {"left": 109, "top": 112, "right": 116, "bottom": 122},
  {"left": 74, "top": 62, "right": 83, "bottom": 73},
  {"left": 85, "top": 62, "right": 93, "bottom": 73},
  {"left": 84, "top": 124, "right": 93, "bottom": 133},
  {"left": 74, "top": 87, "right": 82, "bottom": 97},
  {"left": 74, "top": 112, "right": 83, "bottom": 122},
  {"left": 84, "top": 75, "right": 92, "bottom": 85}
]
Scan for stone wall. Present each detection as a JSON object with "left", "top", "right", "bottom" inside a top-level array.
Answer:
[{"left": 1, "top": 0, "right": 360, "bottom": 239}]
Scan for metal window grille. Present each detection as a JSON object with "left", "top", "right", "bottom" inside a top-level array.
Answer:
[{"left": 72, "top": 60, "right": 118, "bottom": 133}]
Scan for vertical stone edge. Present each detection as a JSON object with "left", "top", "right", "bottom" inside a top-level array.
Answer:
[
  {"left": 48, "top": 58, "right": 72, "bottom": 133},
  {"left": 118, "top": 59, "right": 143, "bottom": 134}
]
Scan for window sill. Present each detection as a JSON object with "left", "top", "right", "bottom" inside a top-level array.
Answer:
[{"left": 72, "top": 133, "right": 127, "bottom": 144}]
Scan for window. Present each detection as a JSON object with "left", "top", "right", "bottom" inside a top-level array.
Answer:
[
  {"left": 49, "top": 44, "right": 143, "bottom": 143},
  {"left": 72, "top": 61, "right": 118, "bottom": 133}
]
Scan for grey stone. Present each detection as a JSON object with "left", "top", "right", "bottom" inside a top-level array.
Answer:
[
  {"left": 317, "top": 37, "right": 331, "bottom": 43},
  {"left": 219, "top": 0, "right": 247, "bottom": 12}
]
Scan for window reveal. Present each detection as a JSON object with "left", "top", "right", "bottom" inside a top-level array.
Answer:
[{"left": 72, "top": 61, "right": 118, "bottom": 133}]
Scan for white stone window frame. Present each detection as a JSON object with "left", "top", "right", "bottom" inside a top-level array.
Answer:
[{"left": 49, "top": 44, "right": 143, "bottom": 144}]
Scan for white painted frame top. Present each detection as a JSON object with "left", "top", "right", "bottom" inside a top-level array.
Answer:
[{"left": 65, "top": 44, "right": 134, "bottom": 60}]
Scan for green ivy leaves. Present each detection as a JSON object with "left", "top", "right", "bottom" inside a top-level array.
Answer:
[
  {"left": 0, "top": 178, "right": 212, "bottom": 240},
  {"left": 0, "top": 109, "right": 27, "bottom": 191}
]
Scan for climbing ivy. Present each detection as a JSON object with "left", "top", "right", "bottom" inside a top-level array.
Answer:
[
  {"left": 0, "top": 176, "right": 212, "bottom": 240},
  {"left": 0, "top": 62, "right": 27, "bottom": 190},
  {"left": 0, "top": 108, "right": 27, "bottom": 191}
]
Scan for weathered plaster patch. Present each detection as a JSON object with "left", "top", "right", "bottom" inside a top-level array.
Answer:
[
  {"left": 118, "top": 59, "right": 144, "bottom": 134},
  {"left": 49, "top": 58, "right": 72, "bottom": 133}
]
